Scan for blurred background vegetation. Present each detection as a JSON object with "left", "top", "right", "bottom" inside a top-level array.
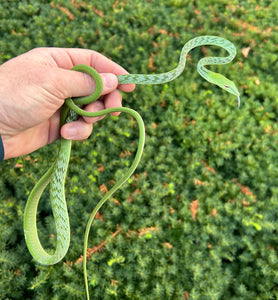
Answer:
[{"left": 0, "top": 0, "right": 278, "bottom": 299}]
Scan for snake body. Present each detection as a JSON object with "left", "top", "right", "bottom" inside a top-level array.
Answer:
[{"left": 23, "top": 36, "right": 240, "bottom": 298}]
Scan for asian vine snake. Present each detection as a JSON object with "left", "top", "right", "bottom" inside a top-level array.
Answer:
[{"left": 23, "top": 36, "right": 240, "bottom": 299}]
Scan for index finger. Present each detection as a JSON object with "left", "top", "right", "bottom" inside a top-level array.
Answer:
[{"left": 49, "top": 48, "right": 135, "bottom": 92}]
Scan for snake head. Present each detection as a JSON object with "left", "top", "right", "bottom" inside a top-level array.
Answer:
[
  {"left": 220, "top": 80, "right": 240, "bottom": 107},
  {"left": 221, "top": 81, "right": 240, "bottom": 97},
  {"left": 211, "top": 73, "right": 241, "bottom": 106}
]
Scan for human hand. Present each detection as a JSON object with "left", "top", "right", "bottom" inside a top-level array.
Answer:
[{"left": 0, "top": 48, "right": 135, "bottom": 160}]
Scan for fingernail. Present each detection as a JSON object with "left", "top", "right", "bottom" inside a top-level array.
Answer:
[{"left": 102, "top": 73, "right": 118, "bottom": 90}]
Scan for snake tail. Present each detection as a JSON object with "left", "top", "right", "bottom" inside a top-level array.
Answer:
[{"left": 65, "top": 99, "right": 145, "bottom": 300}]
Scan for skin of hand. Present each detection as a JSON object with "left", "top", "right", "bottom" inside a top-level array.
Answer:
[{"left": 0, "top": 48, "right": 135, "bottom": 160}]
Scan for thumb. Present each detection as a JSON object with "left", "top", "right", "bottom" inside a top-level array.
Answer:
[
  {"left": 100, "top": 73, "right": 119, "bottom": 94},
  {"left": 54, "top": 68, "right": 119, "bottom": 100}
]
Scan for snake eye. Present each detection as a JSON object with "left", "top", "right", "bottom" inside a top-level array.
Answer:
[{"left": 224, "top": 85, "right": 230, "bottom": 89}]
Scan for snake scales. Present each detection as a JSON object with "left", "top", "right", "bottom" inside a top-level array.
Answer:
[{"left": 23, "top": 36, "right": 240, "bottom": 299}]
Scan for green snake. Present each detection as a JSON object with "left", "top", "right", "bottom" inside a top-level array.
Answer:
[{"left": 23, "top": 36, "right": 240, "bottom": 299}]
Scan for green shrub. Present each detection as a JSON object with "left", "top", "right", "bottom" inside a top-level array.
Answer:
[{"left": 0, "top": 0, "right": 278, "bottom": 299}]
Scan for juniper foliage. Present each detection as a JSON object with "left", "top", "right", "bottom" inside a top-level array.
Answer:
[{"left": 0, "top": 0, "right": 278, "bottom": 299}]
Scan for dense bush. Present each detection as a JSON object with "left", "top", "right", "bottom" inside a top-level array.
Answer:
[{"left": 0, "top": 0, "right": 278, "bottom": 299}]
